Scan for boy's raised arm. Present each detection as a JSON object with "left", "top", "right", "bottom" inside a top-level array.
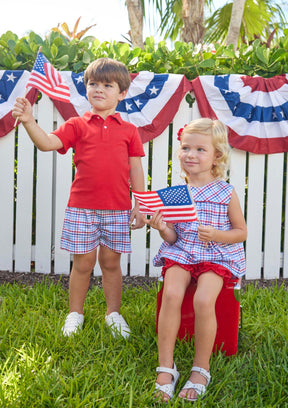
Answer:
[{"left": 12, "top": 97, "right": 63, "bottom": 152}]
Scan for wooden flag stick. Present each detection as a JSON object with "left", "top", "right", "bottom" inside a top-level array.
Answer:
[{"left": 185, "top": 176, "right": 209, "bottom": 249}]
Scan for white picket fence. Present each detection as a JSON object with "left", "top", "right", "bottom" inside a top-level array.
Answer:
[{"left": 0, "top": 94, "right": 287, "bottom": 280}]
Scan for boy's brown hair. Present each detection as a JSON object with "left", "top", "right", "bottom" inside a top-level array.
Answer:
[{"left": 84, "top": 58, "right": 131, "bottom": 92}]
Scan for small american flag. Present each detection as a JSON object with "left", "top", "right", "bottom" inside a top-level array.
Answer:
[
  {"left": 132, "top": 185, "right": 198, "bottom": 223},
  {"left": 26, "top": 51, "right": 70, "bottom": 102}
]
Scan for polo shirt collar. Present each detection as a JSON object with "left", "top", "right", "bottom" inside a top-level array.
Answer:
[{"left": 83, "top": 111, "right": 124, "bottom": 125}]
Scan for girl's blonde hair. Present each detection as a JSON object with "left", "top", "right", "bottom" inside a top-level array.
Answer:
[{"left": 178, "top": 118, "right": 230, "bottom": 180}]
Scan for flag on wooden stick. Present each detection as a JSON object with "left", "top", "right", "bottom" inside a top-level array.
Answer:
[{"left": 132, "top": 185, "right": 198, "bottom": 223}]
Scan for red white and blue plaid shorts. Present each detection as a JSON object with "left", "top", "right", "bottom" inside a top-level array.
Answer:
[{"left": 61, "top": 207, "right": 132, "bottom": 254}]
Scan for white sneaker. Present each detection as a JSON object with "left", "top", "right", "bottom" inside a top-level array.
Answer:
[
  {"left": 62, "top": 312, "right": 84, "bottom": 336},
  {"left": 105, "top": 312, "right": 131, "bottom": 339}
]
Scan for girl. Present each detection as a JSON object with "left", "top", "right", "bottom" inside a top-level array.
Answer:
[{"left": 145, "top": 118, "right": 247, "bottom": 402}]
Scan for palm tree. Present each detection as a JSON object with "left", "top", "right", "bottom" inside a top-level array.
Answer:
[
  {"left": 151, "top": 0, "right": 206, "bottom": 43},
  {"left": 205, "top": 0, "right": 286, "bottom": 46},
  {"left": 126, "top": 0, "right": 145, "bottom": 48},
  {"left": 125, "top": 0, "right": 287, "bottom": 48},
  {"left": 226, "top": 0, "right": 246, "bottom": 47}
]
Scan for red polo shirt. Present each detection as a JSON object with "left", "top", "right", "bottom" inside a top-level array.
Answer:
[{"left": 54, "top": 111, "right": 145, "bottom": 210}]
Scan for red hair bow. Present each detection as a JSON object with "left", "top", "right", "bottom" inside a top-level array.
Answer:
[{"left": 177, "top": 124, "right": 187, "bottom": 141}]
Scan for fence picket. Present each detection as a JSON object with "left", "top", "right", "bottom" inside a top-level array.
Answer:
[
  {"left": 34, "top": 95, "right": 54, "bottom": 273},
  {"left": 245, "top": 154, "right": 265, "bottom": 279},
  {"left": 14, "top": 125, "right": 34, "bottom": 272},
  {"left": 283, "top": 156, "right": 288, "bottom": 278},
  {"left": 130, "top": 143, "right": 149, "bottom": 276},
  {"left": 0, "top": 131, "right": 15, "bottom": 271},
  {"left": 149, "top": 128, "right": 169, "bottom": 277},
  {"left": 53, "top": 111, "right": 72, "bottom": 275},
  {"left": 263, "top": 154, "right": 284, "bottom": 278}
]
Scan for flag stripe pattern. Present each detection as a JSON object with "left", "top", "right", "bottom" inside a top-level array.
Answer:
[
  {"left": 132, "top": 185, "right": 198, "bottom": 223},
  {"left": 26, "top": 52, "right": 70, "bottom": 102}
]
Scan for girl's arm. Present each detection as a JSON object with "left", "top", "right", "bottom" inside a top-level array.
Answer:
[
  {"left": 129, "top": 156, "right": 145, "bottom": 229},
  {"left": 144, "top": 211, "right": 177, "bottom": 245},
  {"left": 12, "top": 97, "right": 63, "bottom": 151},
  {"left": 197, "top": 189, "right": 247, "bottom": 244}
]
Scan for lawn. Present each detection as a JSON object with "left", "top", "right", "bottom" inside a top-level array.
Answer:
[{"left": 0, "top": 279, "right": 287, "bottom": 407}]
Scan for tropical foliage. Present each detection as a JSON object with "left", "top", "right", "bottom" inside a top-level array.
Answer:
[{"left": 1, "top": 29, "right": 288, "bottom": 78}]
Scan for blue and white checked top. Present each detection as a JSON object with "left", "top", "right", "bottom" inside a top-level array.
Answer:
[{"left": 153, "top": 180, "right": 246, "bottom": 278}]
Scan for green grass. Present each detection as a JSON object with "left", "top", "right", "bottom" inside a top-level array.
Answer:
[{"left": 0, "top": 280, "right": 287, "bottom": 407}]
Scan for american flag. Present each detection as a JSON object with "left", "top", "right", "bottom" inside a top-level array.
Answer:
[
  {"left": 132, "top": 185, "right": 198, "bottom": 223},
  {"left": 26, "top": 52, "right": 70, "bottom": 102}
]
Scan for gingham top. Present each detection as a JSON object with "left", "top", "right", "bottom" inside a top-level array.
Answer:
[{"left": 153, "top": 180, "right": 246, "bottom": 278}]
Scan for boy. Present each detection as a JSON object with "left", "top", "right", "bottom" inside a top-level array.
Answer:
[{"left": 12, "top": 58, "right": 145, "bottom": 339}]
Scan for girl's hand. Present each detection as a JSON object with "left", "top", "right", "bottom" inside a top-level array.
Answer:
[
  {"left": 12, "top": 97, "right": 33, "bottom": 123},
  {"left": 143, "top": 210, "right": 166, "bottom": 232},
  {"left": 197, "top": 224, "right": 216, "bottom": 243}
]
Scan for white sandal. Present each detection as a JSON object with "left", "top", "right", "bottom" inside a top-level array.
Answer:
[
  {"left": 179, "top": 366, "right": 211, "bottom": 401},
  {"left": 154, "top": 363, "right": 180, "bottom": 401}
]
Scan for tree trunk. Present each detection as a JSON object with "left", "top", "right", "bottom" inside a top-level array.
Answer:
[
  {"left": 226, "top": 0, "right": 246, "bottom": 48},
  {"left": 182, "top": 0, "right": 205, "bottom": 44},
  {"left": 126, "top": 0, "right": 144, "bottom": 49}
]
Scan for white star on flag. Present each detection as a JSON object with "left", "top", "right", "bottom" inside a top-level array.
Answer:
[{"left": 149, "top": 85, "right": 159, "bottom": 95}]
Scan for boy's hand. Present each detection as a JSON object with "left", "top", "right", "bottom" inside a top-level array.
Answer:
[
  {"left": 130, "top": 207, "right": 145, "bottom": 229},
  {"left": 12, "top": 97, "right": 34, "bottom": 124}
]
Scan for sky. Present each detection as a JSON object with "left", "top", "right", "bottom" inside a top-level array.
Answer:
[
  {"left": 0, "top": 0, "right": 140, "bottom": 42},
  {"left": 0, "top": 0, "right": 287, "bottom": 43}
]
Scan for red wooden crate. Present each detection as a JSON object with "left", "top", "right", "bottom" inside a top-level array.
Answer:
[{"left": 156, "top": 279, "right": 241, "bottom": 356}]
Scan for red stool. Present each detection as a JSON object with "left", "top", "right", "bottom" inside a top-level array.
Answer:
[{"left": 156, "top": 278, "right": 241, "bottom": 356}]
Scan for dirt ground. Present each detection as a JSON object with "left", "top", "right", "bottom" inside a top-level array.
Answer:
[{"left": 0, "top": 270, "right": 287, "bottom": 291}]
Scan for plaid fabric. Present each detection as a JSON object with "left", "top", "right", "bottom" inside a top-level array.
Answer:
[
  {"left": 61, "top": 207, "right": 132, "bottom": 254},
  {"left": 153, "top": 180, "right": 246, "bottom": 278}
]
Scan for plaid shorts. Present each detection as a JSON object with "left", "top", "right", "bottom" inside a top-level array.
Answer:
[{"left": 61, "top": 207, "right": 132, "bottom": 254}]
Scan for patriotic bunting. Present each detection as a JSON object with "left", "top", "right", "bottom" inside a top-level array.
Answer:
[
  {"left": 191, "top": 74, "right": 288, "bottom": 154},
  {"left": 0, "top": 70, "right": 38, "bottom": 138}
]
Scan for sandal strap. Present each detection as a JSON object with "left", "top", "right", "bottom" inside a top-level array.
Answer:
[
  {"left": 182, "top": 380, "right": 206, "bottom": 397},
  {"left": 191, "top": 366, "right": 211, "bottom": 385},
  {"left": 154, "top": 382, "right": 175, "bottom": 399},
  {"left": 156, "top": 363, "right": 178, "bottom": 381}
]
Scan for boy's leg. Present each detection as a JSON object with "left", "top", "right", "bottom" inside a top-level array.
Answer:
[
  {"left": 156, "top": 266, "right": 191, "bottom": 400},
  {"left": 179, "top": 271, "right": 223, "bottom": 400},
  {"left": 68, "top": 250, "right": 97, "bottom": 314},
  {"left": 98, "top": 245, "right": 122, "bottom": 314},
  {"left": 62, "top": 250, "right": 97, "bottom": 336},
  {"left": 98, "top": 245, "right": 131, "bottom": 338}
]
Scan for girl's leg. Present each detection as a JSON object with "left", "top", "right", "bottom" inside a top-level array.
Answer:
[
  {"left": 156, "top": 266, "right": 191, "bottom": 401},
  {"left": 98, "top": 245, "right": 122, "bottom": 314},
  {"left": 179, "top": 271, "right": 223, "bottom": 400},
  {"left": 69, "top": 250, "right": 97, "bottom": 314}
]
